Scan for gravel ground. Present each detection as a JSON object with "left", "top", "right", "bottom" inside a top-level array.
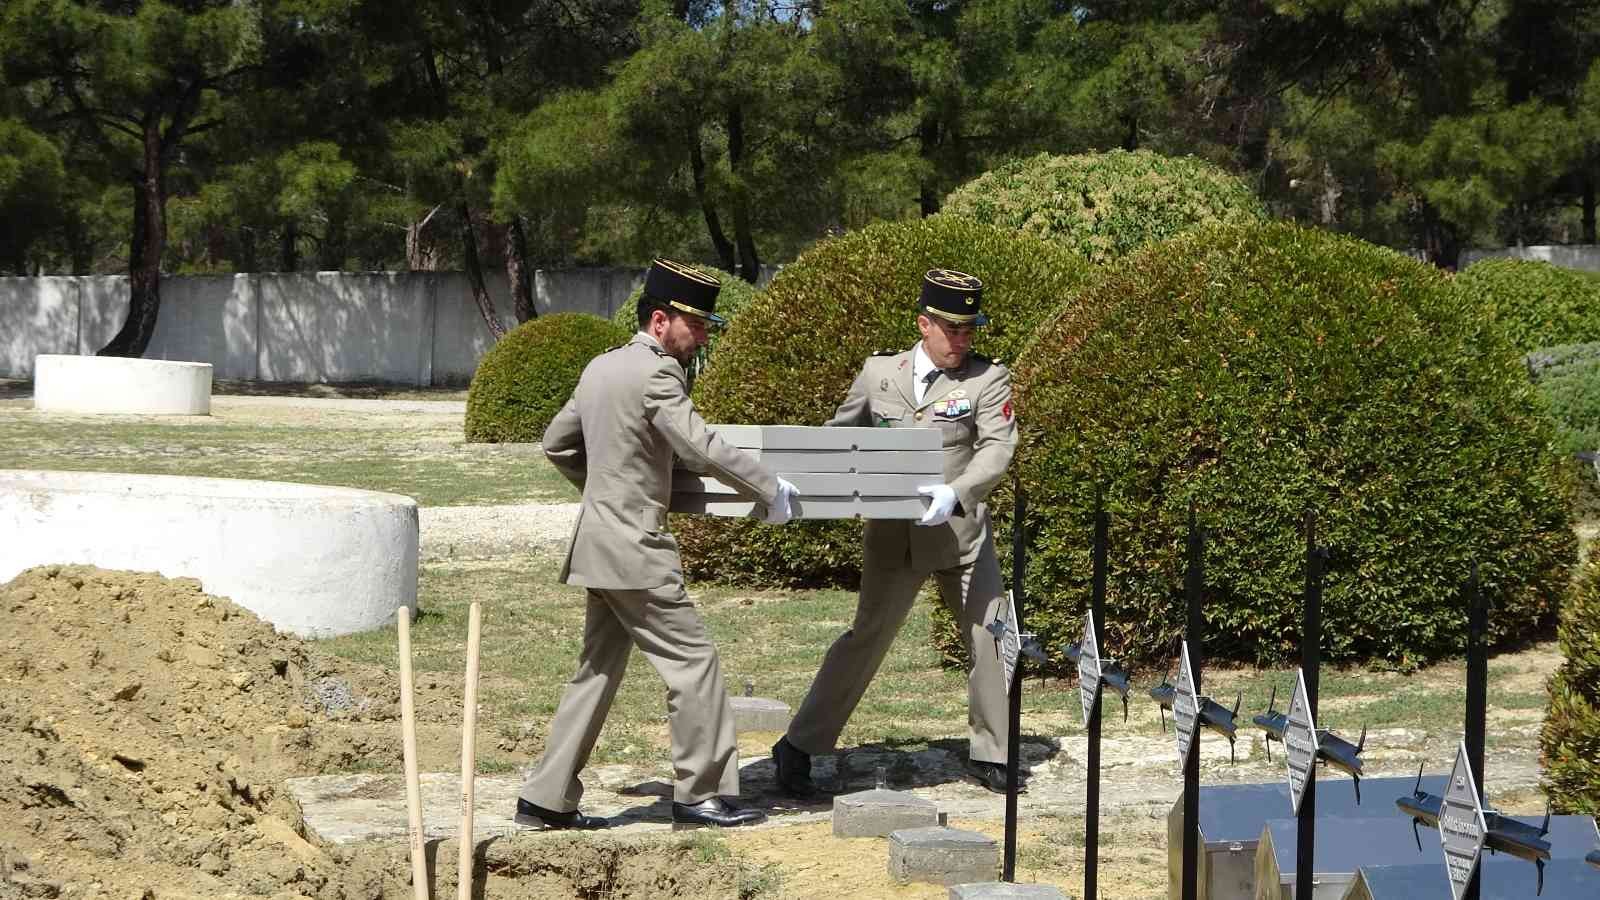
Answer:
[{"left": 418, "top": 501, "right": 578, "bottom": 560}]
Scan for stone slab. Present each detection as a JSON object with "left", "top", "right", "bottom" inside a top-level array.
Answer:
[
  {"left": 745, "top": 449, "right": 945, "bottom": 474},
  {"left": 889, "top": 826, "right": 999, "bottom": 886},
  {"left": 833, "top": 789, "right": 939, "bottom": 838},
  {"left": 729, "top": 695, "right": 791, "bottom": 733},
  {"left": 670, "top": 493, "right": 928, "bottom": 519},
  {"left": 710, "top": 424, "right": 941, "bottom": 452},
  {"left": 949, "top": 883, "right": 1070, "bottom": 900},
  {"left": 677, "top": 472, "right": 931, "bottom": 496}
]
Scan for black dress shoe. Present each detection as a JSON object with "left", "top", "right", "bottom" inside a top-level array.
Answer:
[
  {"left": 671, "top": 797, "right": 766, "bottom": 829},
  {"left": 771, "top": 736, "right": 824, "bottom": 797},
  {"left": 962, "top": 759, "right": 1028, "bottom": 795},
  {"left": 513, "top": 798, "right": 609, "bottom": 830}
]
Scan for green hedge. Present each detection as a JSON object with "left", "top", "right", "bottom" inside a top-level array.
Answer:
[
  {"left": 1454, "top": 258, "right": 1600, "bottom": 350},
  {"left": 1526, "top": 342, "right": 1600, "bottom": 458},
  {"left": 1541, "top": 543, "right": 1600, "bottom": 814},
  {"left": 464, "top": 313, "right": 631, "bottom": 443},
  {"left": 1003, "top": 221, "right": 1575, "bottom": 670},
  {"left": 676, "top": 215, "right": 1094, "bottom": 587},
  {"left": 939, "top": 149, "right": 1264, "bottom": 264}
]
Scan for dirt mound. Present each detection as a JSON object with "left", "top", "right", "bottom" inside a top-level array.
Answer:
[{"left": 0, "top": 566, "right": 755, "bottom": 899}]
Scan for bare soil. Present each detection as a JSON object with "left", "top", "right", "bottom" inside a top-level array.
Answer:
[{"left": 0, "top": 566, "right": 751, "bottom": 899}]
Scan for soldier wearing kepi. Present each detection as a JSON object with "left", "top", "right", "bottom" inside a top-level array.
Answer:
[
  {"left": 516, "top": 258, "right": 800, "bottom": 830},
  {"left": 772, "top": 269, "right": 1020, "bottom": 795}
]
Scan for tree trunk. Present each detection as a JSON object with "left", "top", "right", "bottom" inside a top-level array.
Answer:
[
  {"left": 688, "top": 125, "right": 737, "bottom": 271},
  {"left": 1318, "top": 161, "right": 1341, "bottom": 227},
  {"left": 726, "top": 104, "right": 759, "bottom": 283},
  {"left": 280, "top": 220, "right": 299, "bottom": 271},
  {"left": 918, "top": 113, "right": 941, "bottom": 217},
  {"left": 100, "top": 120, "right": 165, "bottom": 358},
  {"left": 1420, "top": 201, "right": 1462, "bottom": 271},
  {"left": 407, "top": 204, "right": 443, "bottom": 270},
  {"left": 507, "top": 214, "right": 536, "bottom": 322},
  {"left": 460, "top": 203, "right": 507, "bottom": 340},
  {"left": 1583, "top": 170, "right": 1596, "bottom": 245}
]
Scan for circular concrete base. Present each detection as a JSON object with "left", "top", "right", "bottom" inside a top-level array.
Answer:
[
  {"left": 0, "top": 470, "right": 418, "bottom": 637},
  {"left": 34, "top": 354, "right": 212, "bottom": 415}
]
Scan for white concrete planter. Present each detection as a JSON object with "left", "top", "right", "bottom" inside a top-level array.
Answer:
[
  {"left": 0, "top": 470, "right": 418, "bottom": 638},
  {"left": 34, "top": 354, "right": 212, "bottom": 415}
]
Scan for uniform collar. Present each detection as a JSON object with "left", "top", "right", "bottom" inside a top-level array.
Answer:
[
  {"left": 633, "top": 331, "right": 665, "bottom": 352},
  {"left": 913, "top": 342, "right": 939, "bottom": 383}
]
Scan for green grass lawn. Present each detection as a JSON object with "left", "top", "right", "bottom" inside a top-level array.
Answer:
[
  {"left": 317, "top": 553, "right": 1561, "bottom": 775},
  {"left": 0, "top": 401, "right": 576, "bottom": 506}
]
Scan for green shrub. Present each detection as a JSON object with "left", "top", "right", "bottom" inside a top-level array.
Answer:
[
  {"left": 939, "top": 149, "right": 1265, "bottom": 264},
  {"left": 1454, "top": 258, "right": 1600, "bottom": 350},
  {"left": 610, "top": 265, "right": 761, "bottom": 373},
  {"left": 1005, "top": 221, "right": 1575, "bottom": 670},
  {"left": 676, "top": 215, "right": 1095, "bottom": 587},
  {"left": 1527, "top": 342, "right": 1600, "bottom": 457},
  {"left": 1541, "top": 543, "right": 1600, "bottom": 814},
  {"left": 464, "top": 313, "right": 631, "bottom": 443}
]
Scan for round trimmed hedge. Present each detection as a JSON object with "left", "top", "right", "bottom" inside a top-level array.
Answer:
[
  {"left": 464, "top": 313, "right": 631, "bottom": 443},
  {"left": 940, "top": 149, "right": 1265, "bottom": 264},
  {"left": 676, "top": 215, "right": 1095, "bottom": 587},
  {"left": 1541, "top": 542, "right": 1600, "bottom": 814},
  {"left": 1454, "top": 258, "right": 1600, "bottom": 350},
  {"left": 1005, "top": 221, "right": 1576, "bottom": 670}
]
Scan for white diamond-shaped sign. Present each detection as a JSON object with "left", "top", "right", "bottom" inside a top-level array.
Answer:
[
  {"left": 1173, "top": 641, "right": 1200, "bottom": 763},
  {"left": 1284, "top": 669, "right": 1320, "bottom": 815},
  {"left": 1438, "top": 741, "right": 1488, "bottom": 900},
  {"left": 997, "top": 590, "right": 1022, "bottom": 688},
  {"left": 1077, "top": 612, "right": 1102, "bottom": 727}
]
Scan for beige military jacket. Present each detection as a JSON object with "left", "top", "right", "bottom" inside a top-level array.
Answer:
[
  {"left": 543, "top": 333, "right": 780, "bottom": 589},
  {"left": 827, "top": 345, "right": 1017, "bottom": 570}
]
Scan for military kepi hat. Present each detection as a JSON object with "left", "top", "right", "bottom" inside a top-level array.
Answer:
[
  {"left": 919, "top": 269, "right": 987, "bottom": 326},
  {"left": 644, "top": 258, "right": 725, "bottom": 325}
]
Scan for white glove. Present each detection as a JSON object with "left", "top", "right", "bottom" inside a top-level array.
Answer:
[
  {"left": 916, "top": 484, "right": 957, "bottom": 527},
  {"left": 763, "top": 478, "right": 801, "bottom": 525}
]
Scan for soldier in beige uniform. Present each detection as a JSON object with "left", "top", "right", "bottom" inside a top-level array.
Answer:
[
  {"left": 773, "top": 269, "right": 1020, "bottom": 795},
  {"left": 517, "top": 259, "right": 800, "bottom": 830}
]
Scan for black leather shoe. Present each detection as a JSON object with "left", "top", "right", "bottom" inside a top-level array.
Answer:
[
  {"left": 671, "top": 797, "right": 766, "bottom": 829},
  {"left": 513, "top": 798, "right": 609, "bottom": 830},
  {"left": 962, "top": 759, "right": 1028, "bottom": 795},
  {"left": 771, "top": 736, "right": 824, "bottom": 797}
]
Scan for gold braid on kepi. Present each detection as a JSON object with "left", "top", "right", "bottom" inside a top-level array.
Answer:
[
  {"left": 919, "top": 268, "right": 988, "bottom": 326},
  {"left": 644, "top": 258, "right": 725, "bottom": 324}
]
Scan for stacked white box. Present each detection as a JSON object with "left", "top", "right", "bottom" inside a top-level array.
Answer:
[{"left": 672, "top": 425, "right": 943, "bottom": 520}]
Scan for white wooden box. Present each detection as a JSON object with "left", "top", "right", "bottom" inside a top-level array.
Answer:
[{"left": 671, "top": 425, "right": 943, "bottom": 520}]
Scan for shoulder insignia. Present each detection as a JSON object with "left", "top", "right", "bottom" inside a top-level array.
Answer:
[
  {"left": 971, "top": 352, "right": 1003, "bottom": 366},
  {"left": 872, "top": 348, "right": 901, "bottom": 357}
]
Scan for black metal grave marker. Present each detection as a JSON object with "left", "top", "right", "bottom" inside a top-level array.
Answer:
[{"left": 1440, "top": 741, "right": 1490, "bottom": 900}]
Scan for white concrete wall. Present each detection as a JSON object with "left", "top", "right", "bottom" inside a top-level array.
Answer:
[
  {"left": 0, "top": 276, "right": 78, "bottom": 378},
  {"left": 1460, "top": 244, "right": 1600, "bottom": 273},
  {"left": 257, "top": 272, "right": 435, "bottom": 384},
  {"left": 0, "top": 266, "right": 779, "bottom": 384}
]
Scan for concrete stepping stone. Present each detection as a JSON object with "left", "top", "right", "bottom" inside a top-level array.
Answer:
[
  {"left": 729, "top": 695, "right": 791, "bottom": 733},
  {"left": 888, "top": 826, "right": 999, "bottom": 886},
  {"left": 832, "top": 789, "right": 939, "bottom": 837}
]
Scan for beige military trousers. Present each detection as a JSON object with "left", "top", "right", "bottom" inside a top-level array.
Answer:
[
  {"left": 788, "top": 536, "right": 1009, "bottom": 764},
  {"left": 518, "top": 583, "right": 739, "bottom": 810}
]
